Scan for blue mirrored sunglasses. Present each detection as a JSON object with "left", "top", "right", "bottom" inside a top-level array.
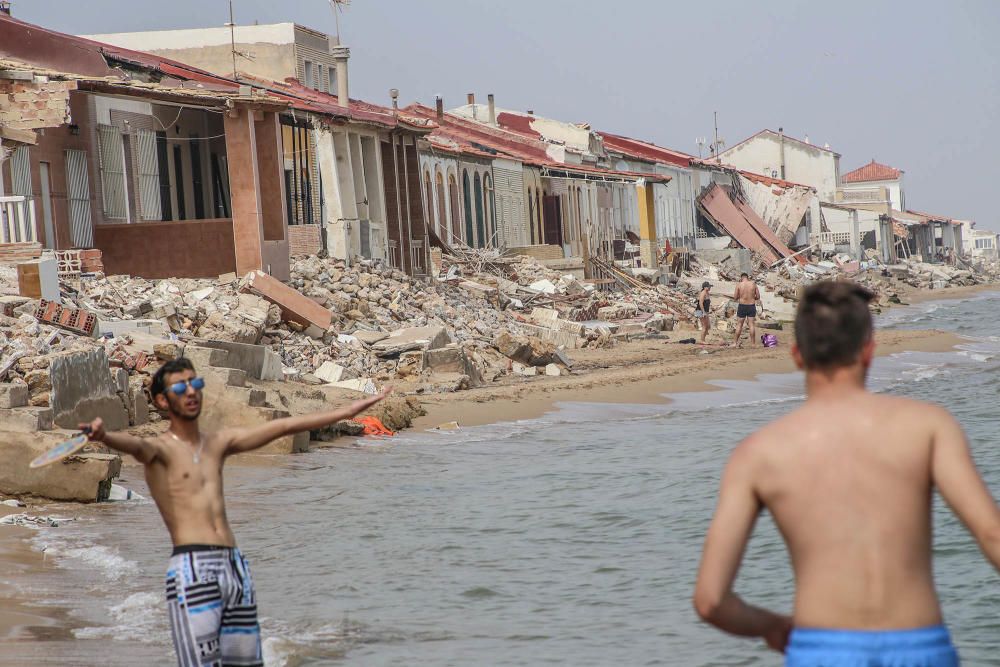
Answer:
[{"left": 168, "top": 377, "right": 205, "bottom": 395}]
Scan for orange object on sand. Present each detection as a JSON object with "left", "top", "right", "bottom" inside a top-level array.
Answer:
[{"left": 356, "top": 416, "right": 394, "bottom": 436}]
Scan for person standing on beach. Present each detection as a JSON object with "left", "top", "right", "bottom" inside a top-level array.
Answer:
[
  {"left": 693, "top": 280, "right": 1000, "bottom": 665},
  {"left": 695, "top": 281, "right": 712, "bottom": 344},
  {"left": 80, "top": 357, "right": 389, "bottom": 667},
  {"left": 731, "top": 273, "right": 761, "bottom": 348}
]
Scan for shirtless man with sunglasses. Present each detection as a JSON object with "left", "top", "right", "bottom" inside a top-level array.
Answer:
[{"left": 80, "top": 357, "right": 389, "bottom": 667}]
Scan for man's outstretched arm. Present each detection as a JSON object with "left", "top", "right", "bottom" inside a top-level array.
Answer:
[
  {"left": 930, "top": 406, "right": 1000, "bottom": 572},
  {"left": 223, "top": 390, "right": 391, "bottom": 456},
  {"left": 81, "top": 417, "right": 161, "bottom": 465},
  {"left": 693, "top": 438, "right": 792, "bottom": 652}
]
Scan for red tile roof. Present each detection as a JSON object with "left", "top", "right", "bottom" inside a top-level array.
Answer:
[
  {"left": 596, "top": 132, "right": 693, "bottom": 168},
  {"left": 404, "top": 104, "right": 670, "bottom": 183},
  {"left": 842, "top": 160, "right": 902, "bottom": 183},
  {"left": 496, "top": 112, "right": 543, "bottom": 140}
]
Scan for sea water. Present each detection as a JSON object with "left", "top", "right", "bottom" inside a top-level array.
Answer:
[{"left": 1, "top": 292, "right": 998, "bottom": 666}]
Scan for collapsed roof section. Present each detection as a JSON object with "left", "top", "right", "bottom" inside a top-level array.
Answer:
[{"left": 697, "top": 183, "right": 803, "bottom": 266}]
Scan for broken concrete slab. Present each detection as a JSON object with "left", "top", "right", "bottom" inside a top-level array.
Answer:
[
  {"left": 49, "top": 348, "right": 128, "bottom": 432},
  {"left": 97, "top": 318, "right": 170, "bottom": 338},
  {"left": 0, "top": 431, "right": 122, "bottom": 502},
  {"left": 189, "top": 340, "right": 284, "bottom": 381},
  {"left": 372, "top": 326, "right": 451, "bottom": 358},
  {"left": 329, "top": 378, "right": 379, "bottom": 395},
  {"left": 0, "top": 383, "right": 29, "bottom": 409},
  {"left": 545, "top": 363, "right": 563, "bottom": 377},
  {"left": 315, "top": 361, "right": 356, "bottom": 384},
  {"left": 352, "top": 330, "right": 389, "bottom": 346},
  {"left": 245, "top": 270, "right": 332, "bottom": 330},
  {"left": 0, "top": 406, "right": 53, "bottom": 432},
  {"left": 512, "top": 361, "right": 537, "bottom": 376}
]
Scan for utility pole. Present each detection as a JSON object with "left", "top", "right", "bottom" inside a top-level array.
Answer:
[
  {"left": 713, "top": 111, "right": 720, "bottom": 157},
  {"left": 227, "top": 0, "right": 237, "bottom": 81}
]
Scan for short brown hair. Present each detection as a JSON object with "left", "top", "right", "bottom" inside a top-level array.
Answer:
[{"left": 794, "top": 281, "right": 874, "bottom": 369}]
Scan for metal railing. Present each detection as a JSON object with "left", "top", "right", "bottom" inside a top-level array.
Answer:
[{"left": 0, "top": 195, "right": 37, "bottom": 244}]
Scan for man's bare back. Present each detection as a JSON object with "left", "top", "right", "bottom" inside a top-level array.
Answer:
[
  {"left": 735, "top": 280, "right": 759, "bottom": 305},
  {"left": 744, "top": 390, "right": 946, "bottom": 629},
  {"left": 693, "top": 280, "right": 1000, "bottom": 662}
]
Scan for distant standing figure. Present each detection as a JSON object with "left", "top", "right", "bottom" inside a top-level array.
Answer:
[
  {"left": 732, "top": 273, "right": 762, "bottom": 348},
  {"left": 695, "top": 281, "right": 712, "bottom": 344}
]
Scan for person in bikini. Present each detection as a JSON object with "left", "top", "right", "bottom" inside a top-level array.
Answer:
[
  {"left": 693, "top": 280, "right": 1000, "bottom": 665},
  {"left": 81, "top": 357, "right": 389, "bottom": 667},
  {"left": 732, "top": 273, "right": 762, "bottom": 348},
  {"left": 695, "top": 281, "right": 712, "bottom": 344}
]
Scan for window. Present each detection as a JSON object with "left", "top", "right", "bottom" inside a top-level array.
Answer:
[
  {"left": 303, "top": 60, "right": 314, "bottom": 88},
  {"left": 317, "top": 65, "right": 325, "bottom": 92},
  {"left": 328, "top": 68, "right": 337, "bottom": 96},
  {"left": 975, "top": 237, "right": 995, "bottom": 249},
  {"left": 435, "top": 169, "right": 447, "bottom": 241},
  {"left": 97, "top": 124, "right": 128, "bottom": 220},
  {"left": 462, "top": 170, "right": 473, "bottom": 244},
  {"left": 474, "top": 172, "right": 485, "bottom": 248}
]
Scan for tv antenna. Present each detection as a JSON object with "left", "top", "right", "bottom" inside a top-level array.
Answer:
[{"left": 329, "top": 0, "right": 351, "bottom": 42}]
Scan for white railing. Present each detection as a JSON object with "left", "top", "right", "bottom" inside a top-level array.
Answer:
[
  {"left": 818, "top": 231, "right": 851, "bottom": 245},
  {"left": 839, "top": 189, "right": 885, "bottom": 203},
  {"left": 0, "top": 196, "right": 37, "bottom": 244}
]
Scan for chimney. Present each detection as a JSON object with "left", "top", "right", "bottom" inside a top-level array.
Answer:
[
  {"left": 467, "top": 93, "right": 476, "bottom": 105},
  {"left": 331, "top": 46, "right": 350, "bottom": 104},
  {"left": 0, "top": 1, "right": 10, "bottom": 15},
  {"left": 435, "top": 95, "right": 444, "bottom": 121},
  {"left": 527, "top": 109, "right": 534, "bottom": 116},
  {"left": 487, "top": 93, "right": 496, "bottom": 126},
  {"left": 389, "top": 88, "right": 399, "bottom": 115}
]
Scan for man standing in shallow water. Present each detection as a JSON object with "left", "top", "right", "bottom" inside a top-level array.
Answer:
[
  {"left": 732, "top": 272, "right": 762, "bottom": 348},
  {"left": 693, "top": 280, "right": 1000, "bottom": 665},
  {"left": 82, "top": 357, "right": 388, "bottom": 667}
]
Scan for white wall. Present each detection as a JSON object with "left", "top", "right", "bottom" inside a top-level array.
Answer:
[
  {"left": 83, "top": 23, "right": 297, "bottom": 50},
  {"left": 719, "top": 133, "right": 840, "bottom": 201}
]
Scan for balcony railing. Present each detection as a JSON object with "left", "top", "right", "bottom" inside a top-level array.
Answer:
[
  {"left": 0, "top": 195, "right": 37, "bottom": 244},
  {"left": 839, "top": 189, "right": 885, "bottom": 204}
]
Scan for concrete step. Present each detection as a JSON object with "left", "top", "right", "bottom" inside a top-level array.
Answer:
[
  {"left": 0, "top": 383, "right": 29, "bottom": 409},
  {"left": 204, "top": 367, "right": 246, "bottom": 389},
  {"left": 0, "top": 406, "right": 54, "bottom": 432},
  {"left": 182, "top": 346, "right": 229, "bottom": 370},
  {"left": 225, "top": 386, "right": 267, "bottom": 407}
]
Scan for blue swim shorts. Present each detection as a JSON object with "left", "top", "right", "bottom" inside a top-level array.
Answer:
[{"left": 786, "top": 625, "right": 958, "bottom": 667}]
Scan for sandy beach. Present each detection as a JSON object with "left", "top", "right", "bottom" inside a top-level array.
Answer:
[{"left": 0, "top": 284, "right": 993, "bottom": 649}]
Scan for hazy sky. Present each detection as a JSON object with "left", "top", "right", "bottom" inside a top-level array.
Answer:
[{"left": 17, "top": 0, "right": 1000, "bottom": 229}]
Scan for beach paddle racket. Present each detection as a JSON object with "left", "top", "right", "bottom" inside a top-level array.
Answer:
[{"left": 29, "top": 430, "right": 91, "bottom": 469}]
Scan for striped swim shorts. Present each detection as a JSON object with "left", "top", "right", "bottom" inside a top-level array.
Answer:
[{"left": 165, "top": 544, "right": 262, "bottom": 667}]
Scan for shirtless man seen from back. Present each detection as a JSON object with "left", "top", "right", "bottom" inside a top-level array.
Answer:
[
  {"left": 82, "top": 357, "right": 388, "bottom": 667},
  {"left": 732, "top": 273, "right": 762, "bottom": 348},
  {"left": 693, "top": 280, "right": 1000, "bottom": 666}
]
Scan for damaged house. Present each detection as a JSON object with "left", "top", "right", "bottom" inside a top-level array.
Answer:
[
  {"left": 406, "top": 98, "right": 672, "bottom": 271},
  {"left": 86, "top": 22, "right": 436, "bottom": 277},
  {"left": 0, "top": 14, "right": 295, "bottom": 280}
]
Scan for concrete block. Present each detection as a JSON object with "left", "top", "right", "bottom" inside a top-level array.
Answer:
[
  {"left": 315, "top": 361, "right": 355, "bottom": 384},
  {"left": 330, "top": 378, "right": 379, "bottom": 395},
  {"left": 127, "top": 385, "right": 149, "bottom": 427},
  {"left": 111, "top": 368, "right": 128, "bottom": 395},
  {"left": 225, "top": 387, "right": 268, "bottom": 407},
  {"left": 181, "top": 346, "right": 230, "bottom": 371},
  {"left": 512, "top": 362, "right": 537, "bottom": 377},
  {"left": 513, "top": 322, "right": 581, "bottom": 349},
  {"left": 422, "top": 347, "right": 464, "bottom": 374},
  {"left": 0, "top": 296, "right": 31, "bottom": 317},
  {"left": 545, "top": 364, "right": 563, "bottom": 377},
  {"left": 49, "top": 348, "right": 128, "bottom": 431},
  {"left": 97, "top": 318, "right": 170, "bottom": 338},
  {"left": 0, "top": 383, "right": 29, "bottom": 408},
  {"left": 17, "top": 257, "right": 59, "bottom": 301},
  {"left": 204, "top": 367, "right": 247, "bottom": 388},
  {"left": 245, "top": 270, "right": 332, "bottom": 330},
  {"left": 0, "top": 406, "right": 53, "bottom": 432},
  {"left": 0, "top": 431, "right": 121, "bottom": 502},
  {"left": 189, "top": 340, "right": 284, "bottom": 381},
  {"left": 372, "top": 326, "right": 451, "bottom": 357}
]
